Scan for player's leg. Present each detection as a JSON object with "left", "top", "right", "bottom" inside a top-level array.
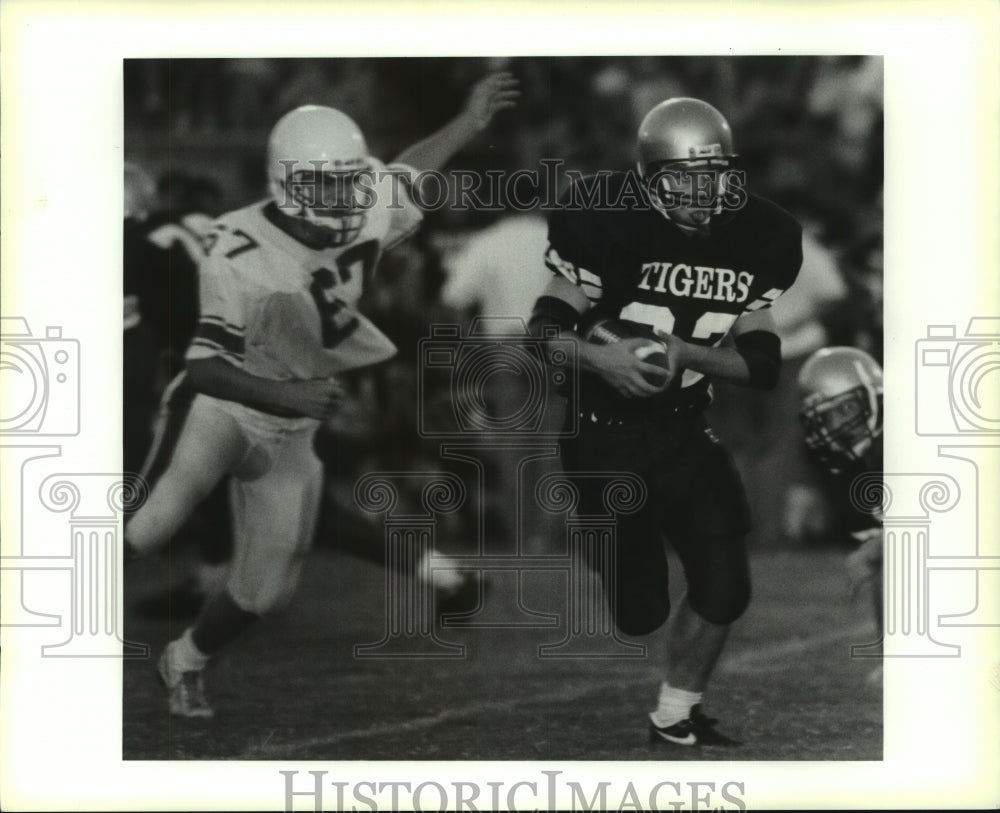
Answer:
[
  {"left": 650, "top": 418, "right": 752, "bottom": 747},
  {"left": 559, "top": 423, "right": 672, "bottom": 635},
  {"left": 130, "top": 376, "right": 237, "bottom": 615},
  {"left": 159, "top": 426, "right": 323, "bottom": 717},
  {"left": 125, "top": 394, "right": 249, "bottom": 559},
  {"left": 649, "top": 532, "right": 749, "bottom": 747},
  {"left": 226, "top": 425, "right": 323, "bottom": 615},
  {"left": 666, "top": 531, "right": 751, "bottom": 688},
  {"left": 594, "top": 507, "right": 671, "bottom": 636}
]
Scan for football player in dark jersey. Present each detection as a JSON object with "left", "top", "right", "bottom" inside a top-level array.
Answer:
[
  {"left": 798, "top": 346, "right": 884, "bottom": 674},
  {"left": 530, "top": 98, "right": 803, "bottom": 746}
]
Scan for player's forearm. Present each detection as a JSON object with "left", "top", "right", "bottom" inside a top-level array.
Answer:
[
  {"left": 675, "top": 330, "right": 782, "bottom": 390},
  {"left": 186, "top": 357, "right": 293, "bottom": 415},
  {"left": 677, "top": 343, "right": 753, "bottom": 386},
  {"left": 392, "top": 111, "right": 482, "bottom": 174},
  {"left": 572, "top": 335, "right": 619, "bottom": 374}
]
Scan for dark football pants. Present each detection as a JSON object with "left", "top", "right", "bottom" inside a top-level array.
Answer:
[{"left": 559, "top": 408, "right": 753, "bottom": 635}]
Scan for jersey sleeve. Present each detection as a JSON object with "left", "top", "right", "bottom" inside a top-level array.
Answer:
[
  {"left": 742, "top": 208, "right": 804, "bottom": 313},
  {"left": 544, "top": 198, "right": 606, "bottom": 306},
  {"left": 380, "top": 162, "right": 424, "bottom": 250},
  {"left": 185, "top": 254, "right": 247, "bottom": 366}
]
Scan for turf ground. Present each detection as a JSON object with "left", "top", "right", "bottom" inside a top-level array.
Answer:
[{"left": 122, "top": 546, "right": 881, "bottom": 761}]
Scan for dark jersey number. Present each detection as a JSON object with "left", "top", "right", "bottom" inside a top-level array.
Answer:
[
  {"left": 309, "top": 239, "right": 379, "bottom": 349},
  {"left": 334, "top": 239, "right": 379, "bottom": 286},
  {"left": 224, "top": 229, "right": 259, "bottom": 259},
  {"left": 202, "top": 225, "right": 259, "bottom": 259},
  {"left": 618, "top": 302, "right": 739, "bottom": 388}
]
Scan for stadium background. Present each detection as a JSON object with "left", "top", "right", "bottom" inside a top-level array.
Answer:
[{"left": 123, "top": 56, "right": 884, "bottom": 760}]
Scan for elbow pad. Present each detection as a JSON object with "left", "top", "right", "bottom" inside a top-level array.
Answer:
[
  {"left": 734, "top": 330, "right": 782, "bottom": 389},
  {"left": 528, "top": 295, "right": 580, "bottom": 338}
]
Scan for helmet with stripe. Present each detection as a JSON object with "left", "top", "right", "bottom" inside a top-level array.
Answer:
[{"left": 637, "top": 98, "right": 739, "bottom": 234}]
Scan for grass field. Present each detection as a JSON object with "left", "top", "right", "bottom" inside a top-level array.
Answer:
[{"left": 123, "top": 545, "right": 881, "bottom": 761}]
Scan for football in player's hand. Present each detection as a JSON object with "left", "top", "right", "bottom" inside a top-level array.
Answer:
[{"left": 583, "top": 318, "right": 670, "bottom": 387}]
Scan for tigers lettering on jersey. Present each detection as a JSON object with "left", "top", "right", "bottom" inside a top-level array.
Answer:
[{"left": 636, "top": 262, "right": 755, "bottom": 303}]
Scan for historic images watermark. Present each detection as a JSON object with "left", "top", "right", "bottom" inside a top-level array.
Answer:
[
  {"left": 276, "top": 159, "right": 748, "bottom": 215},
  {"left": 845, "top": 317, "right": 1000, "bottom": 657},
  {"left": 279, "top": 769, "right": 747, "bottom": 812},
  {"left": 1, "top": 317, "right": 147, "bottom": 658}
]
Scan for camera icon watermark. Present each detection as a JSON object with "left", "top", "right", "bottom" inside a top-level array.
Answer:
[
  {"left": 0, "top": 317, "right": 80, "bottom": 436},
  {"left": 417, "top": 317, "right": 577, "bottom": 438},
  {"left": 915, "top": 318, "right": 1000, "bottom": 435}
]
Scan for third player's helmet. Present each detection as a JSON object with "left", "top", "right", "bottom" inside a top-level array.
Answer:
[
  {"left": 798, "top": 347, "right": 884, "bottom": 473},
  {"left": 637, "top": 98, "right": 739, "bottom": 233},
  {"left": 268, "top": 105, "right": 373, "bottom": 246}
]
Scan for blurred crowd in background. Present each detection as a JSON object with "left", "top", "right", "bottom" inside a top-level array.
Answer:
[{"left": 124, "top": 56, "right": 883, "bottom": 560}]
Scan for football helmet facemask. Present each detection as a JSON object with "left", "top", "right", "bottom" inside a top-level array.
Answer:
[
  {"left": 268, "top": 105, "right": 373, "bottom": 246},
  {"left": 798, "top": 347, "right": 884, "bottom": 473},
  {"left": 637, "top": 98, "right": 739, "bottom": 235}
]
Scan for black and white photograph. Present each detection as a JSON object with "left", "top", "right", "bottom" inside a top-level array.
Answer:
[
  {"left": 120, "top": 55, "right": 885, "bottom": 764},
  {"left": 1, "top": 2, "right": 998, "bottom": 811}
]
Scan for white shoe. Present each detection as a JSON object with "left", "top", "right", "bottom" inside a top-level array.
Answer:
[{"left": 157, "top": 641, "right": 214, "bottom": 718}]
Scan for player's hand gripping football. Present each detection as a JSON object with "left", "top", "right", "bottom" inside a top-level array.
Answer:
[
  {"left": 589, "top": 338, "right": 670, "bottom": 398},
  {"left": 280, "top": 377, "right": 344, "bottom": 420},
  {"left": 652, "top": 330, "right": 691, "bottom": 383},
  {"left": 463, "top": 71, "right": 521, "bottom": 130}
]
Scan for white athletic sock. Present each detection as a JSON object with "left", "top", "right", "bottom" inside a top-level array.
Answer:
[
  {"left": 417, "top": 550, "right": 465, "bottom": 592},
  {"left": 649, "top": 682, "right": 702, "bottom": 728},
  {"left": 171, "top": 628, "right": 211, "bottom": 672}
]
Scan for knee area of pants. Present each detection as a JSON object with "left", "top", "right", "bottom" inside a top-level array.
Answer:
[
  {"left": 689, "top": 583, "right": 751, "bottom": 625},
  {"left": 230, "top": 590, "right": 292, "bottom": 617},
  {"left": 613, "top": 600, "right": 670, "bottom": 637},
  {"left": 227, "top": 581, "right": 296, "bottom": 617}
]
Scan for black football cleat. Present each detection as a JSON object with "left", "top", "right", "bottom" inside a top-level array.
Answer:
[
  {"left": 648, "top": 716, "right": 698, "bottom": 747},
  {"left": 687, "top": 704, "right": 742, "bottom": 746},
  {"left": 648, "top": 705, "right": 741, "bottom": 748}
]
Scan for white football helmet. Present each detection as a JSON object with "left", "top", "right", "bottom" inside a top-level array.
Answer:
[
  {"left": 798, "top": 346, "right": 884, "bottom": 472},
  {"left": 267, "top": 105, "right": 373, "bottom": 246}
]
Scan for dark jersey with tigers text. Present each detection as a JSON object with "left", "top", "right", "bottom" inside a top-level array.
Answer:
[{"left": 546, "top": 172, "right": 803, "bottom": 415}]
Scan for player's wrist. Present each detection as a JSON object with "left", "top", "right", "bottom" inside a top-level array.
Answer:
[
  {"left": 453, "top": 109, "right": 485, "bottom": 133},
  {"left": 667, "top": 335, "right": 690, "bottom": 367},
  {"left": 577, "top": 339, "right": 614, "bottom": 373},
  {"left": 267, "top": 379, "right": 300, "bottom": 414}
]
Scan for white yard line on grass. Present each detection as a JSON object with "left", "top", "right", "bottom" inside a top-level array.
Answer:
[
  {"left": 719, "top": 623, "right": 876, "bottom": 674},
  {"left": 242, "top": 623, "right": 872, "bottom": 758}
]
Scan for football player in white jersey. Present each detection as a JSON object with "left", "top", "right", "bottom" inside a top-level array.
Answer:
[{"left": 125, "top": 72, "right": 519, "bottom": 718}]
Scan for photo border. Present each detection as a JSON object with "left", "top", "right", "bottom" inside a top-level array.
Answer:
[{"left": 2, "top": 1, "right": 998, "bottom": 810}]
